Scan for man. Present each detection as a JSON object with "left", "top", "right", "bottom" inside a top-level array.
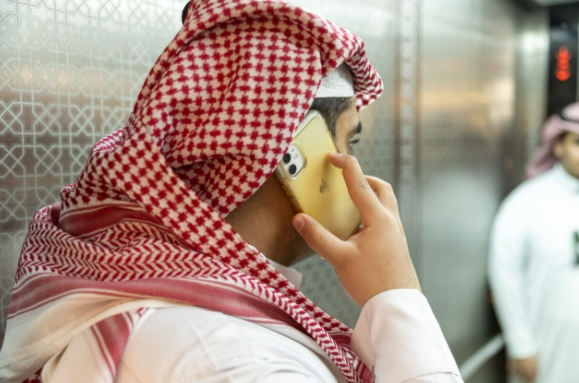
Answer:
[
  {"left": 0, "top": 1, "right": 462, "bottom": 382},
  {"left": 489, "top": 102, "right": 579, "bottom": 383}
]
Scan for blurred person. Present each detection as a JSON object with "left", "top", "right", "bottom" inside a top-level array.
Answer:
[
  {"left": 0, "top": 1, "right": 463, "bottom": 382},
  {"left": 489, "top": 102, "right": 579, "bottom": 383}
]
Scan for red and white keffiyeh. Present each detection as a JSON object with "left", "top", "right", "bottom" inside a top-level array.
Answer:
[
  {"left": 0, "top": 1, "right": 383, "bottom": 382},
  {"left": 527, "top": 102, "right": 579, "bottom": 179}
]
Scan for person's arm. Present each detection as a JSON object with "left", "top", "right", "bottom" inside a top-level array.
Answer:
[
  {"left": 488, "top": 196, "right": 538, "bottom": 380},
  {"left": 351, "top": 290, "right": 462, "bottom": 383},
  {"left": 293, "top": 153, "right": 462, "bottom": 383}
]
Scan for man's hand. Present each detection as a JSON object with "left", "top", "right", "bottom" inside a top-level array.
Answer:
[
  {"left": 292, "top": 153, "right": 420, "bottom": 307},
  {"left": 508, "top": 356, "right": 538, "bottom": 382}
]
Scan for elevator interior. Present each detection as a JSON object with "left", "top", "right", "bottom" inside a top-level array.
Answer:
[{"left": 0, "top": 0, "right": 569, "bottom": 381}]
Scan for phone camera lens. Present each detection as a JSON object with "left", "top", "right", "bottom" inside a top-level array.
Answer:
[
  {"left": 289, "top": 164, "right": 297, "bottom": 175},
  {"left": 283, "top": 153, "right": 291, "bottom": 164}
]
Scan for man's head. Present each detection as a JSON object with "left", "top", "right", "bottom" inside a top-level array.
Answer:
[
  {"left": 225, "top": 95, "right": 361, "bottom": 266},
  {"left": 554, "top": 132, "right": 579, "bottom": 179},
  {"left": 173, "top": 3, "right": 382, "bottom": 270},
  {"left": 527, "top": 102, "right": 579, "bottom": 179}
]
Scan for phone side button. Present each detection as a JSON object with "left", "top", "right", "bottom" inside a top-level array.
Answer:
[{"left": 282, "top": 184, "right": 293, "bottom": 197}]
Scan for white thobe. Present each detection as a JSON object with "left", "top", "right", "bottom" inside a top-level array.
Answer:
[
  {"left": 46, "top": 261, "right": 462, "bottom": 383},
  {"left": 489, "top": 164, "right": 579, "bottom": 383}
]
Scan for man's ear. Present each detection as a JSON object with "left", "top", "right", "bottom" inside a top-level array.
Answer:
[{"left": 553, "top": 138, "right": 565, "bottom": 159}]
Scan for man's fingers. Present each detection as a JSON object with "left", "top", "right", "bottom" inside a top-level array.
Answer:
[
  {"left": 292, "top": 213, "right": 347, "bottom": 266},
  {"left": 329, "top": 153, "right": 382, "bottom": 225},
  {"left": 365, "top": 176, "right": 398, "bottom": 212},
  {"left": 365, "top": 176, "right": 404, "bottom": 232}
]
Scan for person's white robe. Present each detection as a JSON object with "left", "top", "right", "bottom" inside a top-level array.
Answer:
[
  {"left": 489, "top": 163, "right": 579, "bottom": 383},
  {"left": 45, "top": 262, "right": 463, "bottom": 383}
]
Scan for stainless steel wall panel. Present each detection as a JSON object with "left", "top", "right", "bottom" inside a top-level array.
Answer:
[
  {"left": 513, "top": 10, "right": 549, "bottom": 190},
  {"left": 417, "top": 0, "right": 519, "bottom": 363},
  {"left": 415, "top": 1, "right": 548, "bottom": 381},
  {"left": 396, "top": 0, "right": 421, "bottom": 263},
  {"left": 0, "top": 0, "right": 183, "bottom": 346}
]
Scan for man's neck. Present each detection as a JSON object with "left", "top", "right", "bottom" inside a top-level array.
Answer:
[{"left": 224, "top": 177, "right": 314, "bottom": 267}]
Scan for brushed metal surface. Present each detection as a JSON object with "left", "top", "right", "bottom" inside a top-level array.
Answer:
[{"left": 416, "top": 0, "right": 548, "bottom": 376}]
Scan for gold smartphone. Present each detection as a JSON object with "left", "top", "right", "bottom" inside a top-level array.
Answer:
[{"left": 275, "top": 111, "right": 361, "bottom": 240}]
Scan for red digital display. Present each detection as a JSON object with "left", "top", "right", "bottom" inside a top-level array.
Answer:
[{"left": 556, "top": 46, "right": 572, "bottom": 82}]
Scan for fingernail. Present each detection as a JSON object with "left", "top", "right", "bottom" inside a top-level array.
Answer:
[
  {"left": 330, "top": 152, "right": 343, "bottom": 158},
  {"left": 293, "top": 215, "right": 306, "bottom": 232}
]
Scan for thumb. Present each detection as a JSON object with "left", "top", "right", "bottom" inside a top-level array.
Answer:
[{"left": 292, "top": 213, "right": 346, "bottom": 266}]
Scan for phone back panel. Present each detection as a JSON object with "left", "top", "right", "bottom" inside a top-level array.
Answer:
[{"left": 278, "top": 113, "right": 360, "bottom": 240}]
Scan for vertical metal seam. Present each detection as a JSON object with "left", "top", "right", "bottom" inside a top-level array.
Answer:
[
  {"left": 397, "top": 0, "right": 421, "bottom": 278},
  {"left": 414, "top": 0, "right": 422, "bottom": 281}
]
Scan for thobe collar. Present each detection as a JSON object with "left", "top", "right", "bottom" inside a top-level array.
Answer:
[
  {"left": 552, "top": 163, "right": 579, "bottom": 193},
  {"left": 268, "top": 259, "right": 303, "bottom": 289},
  {"left": 246, "top": 243, "right": 304, "bottom": 288}
]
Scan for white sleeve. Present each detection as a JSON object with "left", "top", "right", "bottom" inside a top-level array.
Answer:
[
  {"left": 488, "top": 196, "right": 537, "bottom": 358},
  {"left": 351, "top": 289, "right": 462, "bottom": 383}
]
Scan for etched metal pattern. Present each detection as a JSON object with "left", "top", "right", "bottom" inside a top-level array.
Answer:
[
  {"left": 0, "top": 0, "right": 183, "bottom": 346},
  {"left": 396, "top": 0, "right": 420, "bottom": 269}
]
